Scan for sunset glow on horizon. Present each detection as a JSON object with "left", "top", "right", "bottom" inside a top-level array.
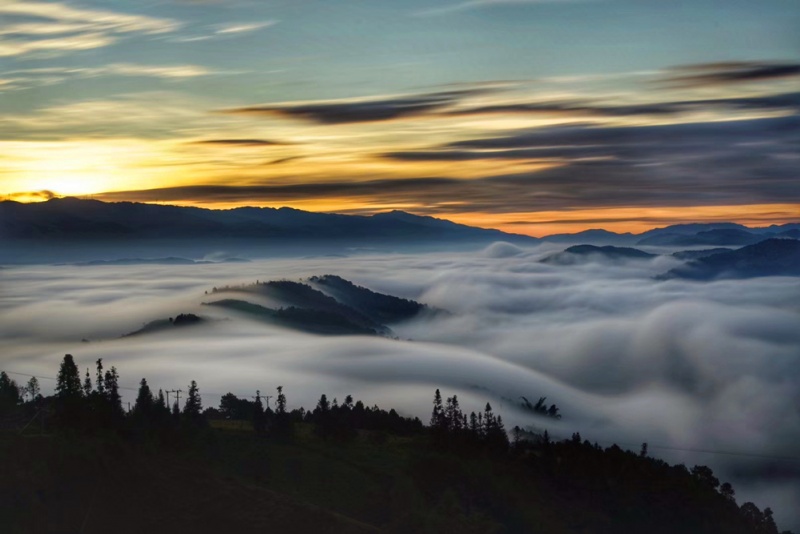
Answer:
[{"left": 1, "top": 0, "right": 798, "bottom": 235}]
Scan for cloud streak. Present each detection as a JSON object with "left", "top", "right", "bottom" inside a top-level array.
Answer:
[
  {"left": 663, "top": 61, "right": 800, "bottom": 87},
  {"left": 222, "top": 89, "right": 493, "bottom": 124},
  {"left": 189, "top": 139, "right": 293, "bottom": 147},
  {"left": 416, "top": 0, "right": 589, "bottom": 17},
  {"left": 0, "top": 1, "right": 179, "bottom": 57},
  {"left": 214, "top": 21, "right": 277, "bottom": 35}
]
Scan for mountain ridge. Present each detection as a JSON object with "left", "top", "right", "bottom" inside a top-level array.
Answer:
[
  {"left": 0, "top": 197, "right": 532, "bottom": 244},
  {"left": 1, "top": 197, "right": 798, "bottom": 248}
]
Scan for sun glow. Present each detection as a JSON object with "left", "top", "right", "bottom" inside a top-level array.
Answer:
[{"left": 0, "top": 140, "right": 190, "bottom": 200}]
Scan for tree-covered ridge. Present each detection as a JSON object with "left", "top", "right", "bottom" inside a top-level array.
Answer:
[
  {"left": 202, "top": 275, "right": 431, "bottom": 336},
  {"left": 0, "top": 358, "right": 793, "bottom": 534},
  {"left": 308, "top": 275, "right": 426, "bottom": 323}
]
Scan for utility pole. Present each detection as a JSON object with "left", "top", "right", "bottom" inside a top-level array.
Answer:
[
  {"left": 171, "top": 389, "right": 183, "bottom": 411},
  {"left": 165, "top": 390, "right": 171, "bottom": 406},
  {"left": 264, "top": 395, "right": 273, "bottom": 409}
]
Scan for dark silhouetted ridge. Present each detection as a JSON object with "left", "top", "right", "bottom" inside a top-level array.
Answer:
[{"left": 659, "top": 239, "right": 800, "bottom": 280}]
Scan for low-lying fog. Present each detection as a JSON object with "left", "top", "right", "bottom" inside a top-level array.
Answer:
[{"left": 1, "top": 243, "right": 799, "bottom": 529}]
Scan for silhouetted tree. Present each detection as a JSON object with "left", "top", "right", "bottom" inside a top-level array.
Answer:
[
  {"left": 56, "top": 354, "right": 82, "bottom": 399},
  {"left": 183, "top": 380, "right": 202, "bottom": 422},
  {"left": 720, "top": 482, "right": 735, "bottom": 501},
  {"left": 469, "top": 412, "right": 480, "bottom": 435},
  {"left": 512, "top": 426, "right": 522, "bottom": 447},
  {"left": 276, "top": 385, "right": 286, "bottom": 415},
  {"left": 430, "top": 388, "right": 443, "bottom": 427},
  {"left": 54, "top": 354, "right": 84, "bottom": 428},
  {"left": 154, "top": 388, "right": 170, "bottom": 426},
  {"left": 83, "top": 368, "right": 93, "bottom": 396},
  {"left": 219, "top": 393, "right": 255, "bottom": 420},
  {"left": 134, "top": 378, "right": 154, "bottom": 416},
  {"left": 740, "top": 502, "right": 780, "bottom": 534},
  {"left": 253, "top": 390, "right": 265, "bottom": 435},
  {"left": 691, "top": 465, "right": 720, "bottom": 490},
  {"left": 444, "top": 395, "right": 463, "bottom": 432},
  {"left": 95, "top": 358, "right": 105, "bottom": 395},
  {"left": 104, "top": 366, "right": 123, "bottom": 419},
  {"left": 0, "top": 371, "right": 21, "bottom": 411},
  {"left": 314, "top": 393, "right": 332, "bottom": 438},
  {"left": 273, "top": 385, "right": 293, "bottom": 438},
  {"left": 25, "top": 376, "right": 40, "bottom": 402}
]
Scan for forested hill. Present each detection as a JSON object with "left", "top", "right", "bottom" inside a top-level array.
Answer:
[{"left": 0, "top": 357, "right": 793, "bottom": 534}]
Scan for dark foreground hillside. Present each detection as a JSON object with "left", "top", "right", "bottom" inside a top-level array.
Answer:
[
  {"left": 0, "top": 433, "right": 375, "bottom": 534},
  {"left": 0, "top": 359, "right": 793, "bottom": 534}
]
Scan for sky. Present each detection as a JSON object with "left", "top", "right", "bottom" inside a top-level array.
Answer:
[{"left": 1, "top": 0, "right": 798, "bottom": 235}]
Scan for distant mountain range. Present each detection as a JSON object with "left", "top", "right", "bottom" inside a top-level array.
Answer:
[
  {"left": 537, "top": 240, "right": 800, "bottom": 280},
  {"left": 541, "top": 222, "right": 800, "bottom": 247},
  {"left": 0, "top": 197, "right": 528, "bottom": 244},
  {"left": 659, "top": 239, "right": 800, "bottom": 280},
  {"left": 1, "top": 198, "right": 797, "bottom": 263}
]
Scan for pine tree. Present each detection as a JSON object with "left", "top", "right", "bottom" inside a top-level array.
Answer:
[
  {"left": 83, "top": 368, "right": 93, "bottom": 396},
  {"left": 430, "top": 388, "right": 443, "bottom": 427},
  {"left": 95, "top": 358, "right": 105, "bottom": 394},
  {"left": 54, "top": 355, "right": 84, "bottom": 428},
  {"left": 104, "top": 366, "right": 123, "bottom": 417},
  {"left": 445, "top": 395, "right": 463, "bottom": 432},
  {"left": 276, "top": 386, "right": 286, "bottom": 415},
  {"left": 512, "top": 426, "right": 522, "bottom": 446},
  {"left": 155, "top": 389, "right": 169, "bottom": 421},
  {"left": 483, "top": 403, "right": 495, "bottom": 435},
  {"left": 273, "top": 385, "right": 292, "bottom": 438},
  {"left": 56, "top": 354, "right": 82, "bottom": 399},
  {"left": 0, "top": 371, "right": 21, "bottom": 409},
  {"left": 314, "top": 394, "right": 333, "bottom": 438},
  {"left": 183, "top": 380, "right": 202, "bottom": 420},
  {"left": 316, "top": 394, "right": 330, "bottom": 414},
  {"left": 134, "top": 378, "right": 154, "bottom": 416},
  {"left": 495, "top": 416, "right": 507, "bottom": 441},
  {"left": 469, "top": 412, "right": 479, "bottom": 434}
]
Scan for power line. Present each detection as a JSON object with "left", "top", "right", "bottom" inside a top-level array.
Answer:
[{"left": 625, "top": 441, "right": 800, "bottom": 463}]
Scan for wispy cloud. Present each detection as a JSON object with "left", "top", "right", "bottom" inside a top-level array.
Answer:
[
  {"left": 0, "top": 32, "right": 114, "bottom": 57},
  {"left": 214, "top": 21, "right": 277, "bottom": 35},
  {"left": 189, "top": 138, "right": 293, "bottom": 147},
  {"left": 662, "top": 61, "right": 800, "bottom": 87},
  {"left": 0, "top": 63, "right": 219, "bottom": 92},
  {"left": 223, "top": 88, "right": 495, "bottom": 124},
  {"left": 0, "top": 1, "right": 179, "bottom": 57},
  {"left": 172, "top": 20, "right": 278, "bottom": 43},
  {"left": 0, "top": 92, "right": 210, "bottom": 139},
  {"left": 416, "top": 0, "right": 589, "bottom": 17}
]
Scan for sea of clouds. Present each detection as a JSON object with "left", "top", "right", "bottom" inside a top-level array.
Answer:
[{"left": 1, "top": 243, "right": 799, "bottom": 528}]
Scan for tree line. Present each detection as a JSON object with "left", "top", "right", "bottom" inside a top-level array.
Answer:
[{"left": 0, "top": 355, "right": 792, "bottom": 534}]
